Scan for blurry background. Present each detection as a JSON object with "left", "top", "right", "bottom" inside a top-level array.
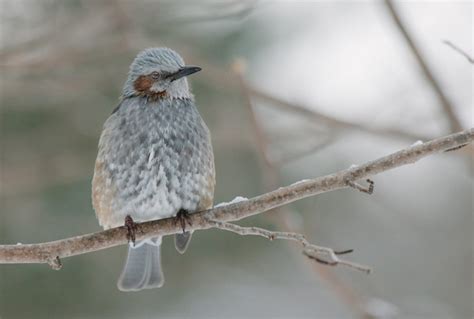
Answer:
[{"left": 0, "top": 1, "right": 472, "bottom": 318}]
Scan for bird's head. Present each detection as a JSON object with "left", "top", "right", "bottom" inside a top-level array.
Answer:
[{"left": 122, "top": 47, "right": 201, "bottom": 100}]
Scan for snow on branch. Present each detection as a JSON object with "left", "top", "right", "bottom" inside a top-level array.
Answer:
[{"left": 0, "top": 129, "right": 472, "bottom": 272}]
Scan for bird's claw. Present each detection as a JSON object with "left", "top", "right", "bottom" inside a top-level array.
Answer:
[
  {"left": 124, "top": 215, "right": 137, "bottom": 246},
  {"left": 175, "top": 209, "right": 192, "bottom": 233}
]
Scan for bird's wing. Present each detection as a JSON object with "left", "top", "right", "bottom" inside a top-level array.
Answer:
[{"left": 91, "top": 113, "right": 119, "bottom": 229}]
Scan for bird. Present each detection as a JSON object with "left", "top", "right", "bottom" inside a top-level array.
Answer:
[{"left": 91, "top": 47, "right": 215, "bottom": 291}]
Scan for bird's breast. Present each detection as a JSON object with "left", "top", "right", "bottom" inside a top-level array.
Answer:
[{"left": 93, "top": 97, "right": 215, "bottom": 228}]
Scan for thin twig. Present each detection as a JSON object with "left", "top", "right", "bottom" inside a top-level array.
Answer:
[
  {"left": 207, "top": 220, "right": 371, "bottom": 273},
  {"left": 347, "top": 179, "right": 375, "bottom": 194},
  {"left": 443, "top": 40, "right": 474, "bottom": 64},
  {"left": 47, "top": 256, "right": 62, "bottom": 271},
  {"left": 0, "top": 129, "right": 472, "bottom": 267}
]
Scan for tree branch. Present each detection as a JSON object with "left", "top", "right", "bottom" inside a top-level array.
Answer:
[
  {"left": 0, "top": 129, "right": 472, "bottom": 269},
  {"left": 207, "top": 220, "right": 371, "bottom": 273}
]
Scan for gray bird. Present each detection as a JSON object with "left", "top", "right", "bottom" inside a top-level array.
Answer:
[{"left": 92, "top": 48, "right": 215, "bottom": 291}]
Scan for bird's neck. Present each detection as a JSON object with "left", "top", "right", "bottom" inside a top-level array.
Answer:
[
  {"left": 134, "top": 90, "right": 169, "bottom": 102},
  {"left": 121, "top": 93, "right": 194, "bottom": 105}
]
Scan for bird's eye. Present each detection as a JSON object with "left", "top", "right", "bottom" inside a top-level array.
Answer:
[{"left": 151, "top": 71, "right": 160, "bottom": 80}]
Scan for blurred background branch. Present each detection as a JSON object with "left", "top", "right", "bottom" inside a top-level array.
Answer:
[{"left": 384, "top": 0, "right": 463, "bottom": 133}]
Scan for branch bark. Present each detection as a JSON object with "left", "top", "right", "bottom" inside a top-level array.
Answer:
[{"left": 0, "top": 129, "right": 472, "bottom": 268}]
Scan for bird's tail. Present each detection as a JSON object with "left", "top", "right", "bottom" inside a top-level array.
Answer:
[{"left": 117, "top": 236, "right": 164, "bottom": 291}]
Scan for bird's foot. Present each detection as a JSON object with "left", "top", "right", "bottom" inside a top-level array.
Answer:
[
  {"left": 124, "top": 215, "right": 138, "bottom": 246},
  {"left": 175, "top": 209, "right": 192, "bottom": 233}
]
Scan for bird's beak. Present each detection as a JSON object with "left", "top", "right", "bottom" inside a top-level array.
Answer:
[{"left": 167, "top": 66, "right": 202, "bottom": 82}]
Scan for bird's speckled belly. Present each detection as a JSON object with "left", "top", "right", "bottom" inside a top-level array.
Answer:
[{"left": 93, "top": 97, "right": 214, "bottom": 228}]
